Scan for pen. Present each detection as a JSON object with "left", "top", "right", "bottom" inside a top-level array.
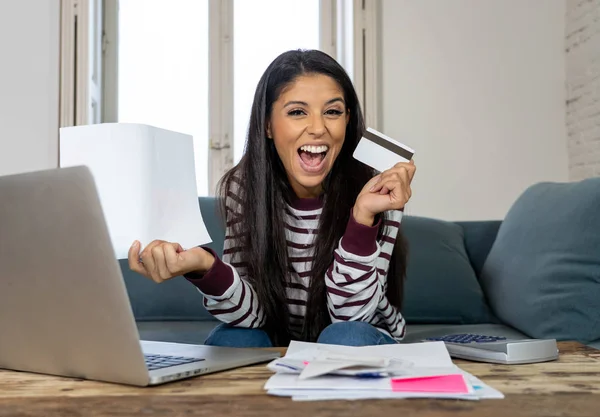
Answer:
[
  {"left": 353, "top": 372, "right": 389, "bottom": 379},
  {"left": 275, "top": 362, "right": 302, "bottom": 372}
]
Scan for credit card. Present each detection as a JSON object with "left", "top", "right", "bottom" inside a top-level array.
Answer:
[{"left": 353, "top": 127, "right": 415, "bottom": 173}]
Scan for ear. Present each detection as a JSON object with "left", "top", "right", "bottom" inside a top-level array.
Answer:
[
  {"left": 345, "top": 109, "right": 350, "bottom": 125},
  {"left": 266, "top": 121, "right": 272, "bottom": 139}
]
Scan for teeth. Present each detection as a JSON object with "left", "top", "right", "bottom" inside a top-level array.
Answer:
[{"left": 300, "top": 145, "right": 329, "bottom": 154}]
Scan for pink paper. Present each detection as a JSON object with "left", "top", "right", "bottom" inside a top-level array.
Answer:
[{"left": 391, "top": 374, "right": 469, "bottom": 393}]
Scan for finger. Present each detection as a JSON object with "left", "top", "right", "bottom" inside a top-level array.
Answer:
[
  {"left": 143, "top": 239, "right": 166, "bottom": 252},
  {"left": 374, "top": 170, "right": 401, "bottom": 194},
  {"left": 390, "top": 180, "right": 411, "bottom": 206},
  {"left": 164, "top": 243, "right": 184, "bottom": 275},
  {"left": 380, "top": 166, "right": 403, "bottom": 179},
  {"left": 406, "top": 163, "right": 416, "bottom": 182},
  {"left": 393, "top": 160, "right": 413, "bottom": 168},
  {"left": 377, "top": 179, "right": 396, "bottom": 195},
  {"left": 390, "top": 159, "right": 417, "bottom": 170},
  {"left": 140, "top": 246, "right": 160, "bottom": 283},
  {"left": 151, "top": 245, "right": 171, "bottom": 281},
  {"left": 373, "top": 163, "right": 413, "bottom": 192},
  {"left": 128, "top": 241, "right": 149, "bottom": 277},
  {"left": 399, "top": 166, "right": 410, "bottom": 184},
  {"left": 379, "top": 181, "right": 411, "bottom": 209},
  {"left": 390, "top": 162, "right": 416, "bottom": 180},
  {"left": 378, "top": 169, "right": 410, "bottom": 197},
  {"left": 379, "top": 170, "right": 403, "bottom": 185},
  {"left": 371, "top": 181, "right": 384, "bottom": 193},
  {"left": 366, "top": 174, "right": 382, "bottom": 192},
  {"left": 139, "top": 240, "right": 165, "bottom": 262},
  {"left": 128, "top": 240, "right": 141, "bottom": 270},
  {"left": 395, "top": 168, "right": 411, "bottom": 194}
]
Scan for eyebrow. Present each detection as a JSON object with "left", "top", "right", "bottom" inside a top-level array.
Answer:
[{"left": 283, "top": 97, "right": 345, "bottom": 108}]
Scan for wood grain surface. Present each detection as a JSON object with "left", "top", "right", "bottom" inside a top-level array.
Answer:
[{"left": 0, "top": 342, "right": 598, "bottom": 416}]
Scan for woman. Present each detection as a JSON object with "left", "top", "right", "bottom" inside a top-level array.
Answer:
[{"left": 128, "top": 49, "right": 416, "bottom": 347}]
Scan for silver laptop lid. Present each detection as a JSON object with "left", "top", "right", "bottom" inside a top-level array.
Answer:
[{"left": 0, "top": 166, "right": 149, "bottom": 386}]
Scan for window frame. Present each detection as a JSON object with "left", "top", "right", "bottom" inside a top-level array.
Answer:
[{"left": 60, "top": 0, "right": 105, "bottom": 127}]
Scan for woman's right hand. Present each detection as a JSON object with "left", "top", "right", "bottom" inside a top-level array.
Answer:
[{"left": 128, "top": 240, "right": 215, "bottom": 283}]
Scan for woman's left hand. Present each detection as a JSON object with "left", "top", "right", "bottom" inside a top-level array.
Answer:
[{"left": 353, "top": 160, "right": 416, "bottom": 226}]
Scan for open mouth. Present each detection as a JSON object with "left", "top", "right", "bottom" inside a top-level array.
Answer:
[{"left": 297, "top": 145, "right": 329, "bottom": 173}]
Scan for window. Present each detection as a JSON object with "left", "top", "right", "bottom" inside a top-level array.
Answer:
[
  {"left": 64, "top": 0, "right": 377, "bottom": 196},
  {"left": 233, "top": 0, "right": 320, "bottom": 162},
  {"left": 117, "top": 0, "right": 210, "bottom": 195}
]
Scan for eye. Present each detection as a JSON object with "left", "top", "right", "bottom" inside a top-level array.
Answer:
[
  {"left": 288, "top": 109, "right": 306, "bottom": 116},
  {"left": 325, "top": 109, "right": 344, "bottom": 116}
]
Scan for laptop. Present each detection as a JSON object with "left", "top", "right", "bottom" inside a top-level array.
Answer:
[{"left": 0, "top": 166, "right": 280, "bottom": 386}]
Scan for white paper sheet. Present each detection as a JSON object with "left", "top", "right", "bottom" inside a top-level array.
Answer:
[
  {"left": 59, "top": 123, "right": 211, "bottom": 258},
  {"left": 285, "top": 340, "right": 453, "bottom": 365}
]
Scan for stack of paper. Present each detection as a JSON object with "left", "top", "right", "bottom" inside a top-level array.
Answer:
[{"left": 265, "top": 341, "right": 504, "bottom": 401}]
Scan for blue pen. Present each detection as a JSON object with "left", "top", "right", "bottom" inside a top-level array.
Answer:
[
  {"left": 354, "top": 372, "right": 388, "bottom": 379},
  {"left": 275, "top": 362, "right": 302, "bottom": 372}
]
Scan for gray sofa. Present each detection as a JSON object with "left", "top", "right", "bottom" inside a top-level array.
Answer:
[{"left": 121, "top": 178, "right": 600, "bottom": 349}]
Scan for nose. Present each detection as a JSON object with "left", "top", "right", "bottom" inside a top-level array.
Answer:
[{"left": 307, "top": 114, "right": 326, "bottom": 137}]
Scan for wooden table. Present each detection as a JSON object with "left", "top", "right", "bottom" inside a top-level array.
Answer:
[{"left": 0, "top": 342, "right": 599, "bottom": 416}]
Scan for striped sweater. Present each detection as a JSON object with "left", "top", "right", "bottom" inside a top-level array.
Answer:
[{"left": 184, "top": 188, "right": 406, "bottom": 341}]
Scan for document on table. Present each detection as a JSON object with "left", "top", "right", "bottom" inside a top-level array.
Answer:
[
  {"left": 264, "top": 341, "right": 504, "bottom": 401},
  {"left": 60, "top": 123, "right": 212, "bottom": 258}
]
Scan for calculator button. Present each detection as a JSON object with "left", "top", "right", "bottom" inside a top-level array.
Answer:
[{"left": 426, "top": 334, "right": 507, "bottom": 343}]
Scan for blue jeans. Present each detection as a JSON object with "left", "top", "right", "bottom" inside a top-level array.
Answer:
[{"left": 204, "top": 321, "right": 397, "bottom": 347}]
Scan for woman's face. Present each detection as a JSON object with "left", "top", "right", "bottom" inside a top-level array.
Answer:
[{"left": 268, "top": 74, "right": 349, "bottom": 199}]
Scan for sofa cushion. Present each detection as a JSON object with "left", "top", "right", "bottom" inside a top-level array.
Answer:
[
  {"left": 401, "top": 216, "right": 497, "bottom": 324},
  {"left": 480, "top": 178, "right": 600, "bottom": 343}
]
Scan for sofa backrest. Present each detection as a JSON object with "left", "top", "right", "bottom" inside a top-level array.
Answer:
[{"left": 197, "top": 197, "right": 226, "bottom": 257}]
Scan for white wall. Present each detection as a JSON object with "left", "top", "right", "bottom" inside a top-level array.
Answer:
[
  {"left": 0, "top": 0, "right": 60, "bottom": 177},
  {"left": 380, "top": 0, "right": 568, "bottom": 221},
  {"left": 567, "top": 0, "right": 600, "bottom": 181}
]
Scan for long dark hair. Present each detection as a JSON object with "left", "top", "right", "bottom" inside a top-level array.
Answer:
[{"left": 218, "top": 49, "right": 407, "bottom": 345}]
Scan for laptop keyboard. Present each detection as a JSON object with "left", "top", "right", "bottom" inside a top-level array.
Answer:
[{"left": 144, "top": 353, "right": 205, "bottom": 371}]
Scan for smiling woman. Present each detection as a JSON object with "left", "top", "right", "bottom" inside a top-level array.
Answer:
[{"left": 128, "top": 50, "right": 417, "bottom": 348}]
